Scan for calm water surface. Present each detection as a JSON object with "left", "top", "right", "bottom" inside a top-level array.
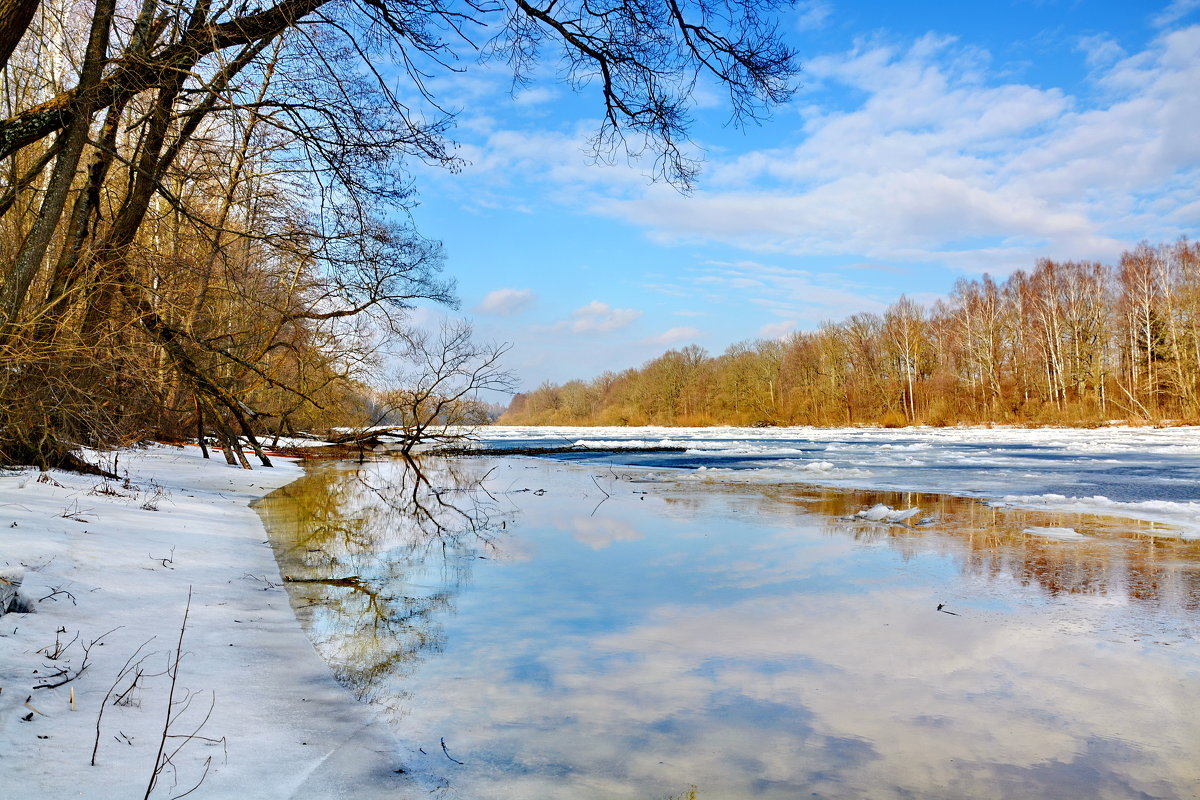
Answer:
[{"left": 255, "top": 453, "right": 1200, "bottom": 799}]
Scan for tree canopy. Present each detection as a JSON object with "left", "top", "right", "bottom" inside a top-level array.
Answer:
[{"left": 0, "top": 0, "right": 799, "bottom": 468}]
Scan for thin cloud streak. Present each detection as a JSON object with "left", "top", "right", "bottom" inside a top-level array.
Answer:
[
  {"left": 643, "top": 326, "right": 703, "bottom": 346},
  {"left": 560, "top": 301, "right": 643, "bottom": 335},
  {"left": 475, "top": 288, "right": 536, "bottom": 316}
]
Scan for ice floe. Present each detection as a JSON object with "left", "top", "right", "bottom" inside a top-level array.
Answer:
[
  {"left": 1022, "top": 526, "right": 1089, "bottom": 540},
  {"left": 852, "top": 504, "right": 922, "bottom": 523}
]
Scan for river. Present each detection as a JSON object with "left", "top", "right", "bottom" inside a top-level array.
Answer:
[{"left": 254, "top": 427, "right": 1200, "bottom": 799}]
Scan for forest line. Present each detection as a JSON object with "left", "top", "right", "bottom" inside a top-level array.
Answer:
[{"left": 503, "top": 240, "right": 1200, "bottom": 428}]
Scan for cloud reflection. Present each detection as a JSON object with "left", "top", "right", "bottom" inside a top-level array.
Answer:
[
  {"left": 567, "top": 517, "right": 644, "bottom": 550},
  {"left": 261, "top": 457, "right": 1200, "bottom": 799}
]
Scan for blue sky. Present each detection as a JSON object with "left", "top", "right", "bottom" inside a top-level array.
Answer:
[{"left": 399, "top": 0, "right": 1200, "bottom": 392}]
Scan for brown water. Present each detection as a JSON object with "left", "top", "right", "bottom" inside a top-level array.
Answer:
[{"left": 255, "top": 455, "right": 1200, "bottom": 799}]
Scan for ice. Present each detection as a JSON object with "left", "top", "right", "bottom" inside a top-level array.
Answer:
[
  {"left": 1023, "top": 526, "right": 1089, "bottom": 540},
  {"left": 572, "top": 438, "right": 683, "bottom": 449},
  {"left": 1002, "top": 493, "right": 1200, "bottom": 539},
  {"left": 3, "top": 424, "right": 1197, "bottom": 795},
  {"left": 477, "top": 425, "right": 1200, "bottom": 537},
  {"left": 853, "top": 504, "right": 922, "bottom": 523}
]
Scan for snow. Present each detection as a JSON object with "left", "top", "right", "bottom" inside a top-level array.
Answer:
[{"left": 0, "top": 444, "right": 404, "bottom": 798}]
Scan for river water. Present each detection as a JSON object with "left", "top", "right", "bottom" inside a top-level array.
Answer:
[{"left": 255, "top": 427, "right": 1200, "bottom": 799}]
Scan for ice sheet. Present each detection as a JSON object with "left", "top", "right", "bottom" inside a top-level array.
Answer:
[{"left": 473, "top": 425, "right": 1200, "bottom": 537}]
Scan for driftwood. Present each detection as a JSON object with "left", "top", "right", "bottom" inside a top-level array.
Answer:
[
  {"left": 322, "top": 428, "right": 410, "bottom": 447},
  {"left": 283, "top": 575, "right": 366, "bottom": 589},
  {"left": 428, "top": 445, "right": 687, "bottom": 457}
]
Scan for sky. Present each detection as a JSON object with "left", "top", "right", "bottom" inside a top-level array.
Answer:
[{"left": 396, "top": 0, "right": 1200, "bottom": 393}]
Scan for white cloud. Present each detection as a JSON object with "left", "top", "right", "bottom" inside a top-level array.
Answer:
[
  {"left": 643, "top": 326, "right": 703, "bottom": 346},
  {"left": 475, "top": 288, "right": 536, "bottom": 316},
  {"left": 1153, "top": 0, "right": 1200, "bottom": 28},
  {"left": 457, "top": 125, "right": 677, "bottom": 196},
  {"left": 794, "top": 0, "right": 833, "bottom": 32},
  {"left": 512, "top": 87, "right": 559, "bottom": 107},
  {"left": 587, "top": 27, "right": 1200, "bottom": 274},
  {"left": 695, "top": 261, "right": 889, "bottom": 324},
  {"left": 561, "top": 301, "right": 642, "bottom": 334},
  {"left": 1076, "top": 33, "right": 1126, "bottom": 69},
  {"left": 759, "top": 320, "right": 796, "bottom": 339}
]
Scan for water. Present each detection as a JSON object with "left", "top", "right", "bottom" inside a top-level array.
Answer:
[
  {"left": 255, "top": 429, "right": 1200, "bottom": 799},
  {"left": 471, "top": 425, "right": 1200, "bottom": 537}
]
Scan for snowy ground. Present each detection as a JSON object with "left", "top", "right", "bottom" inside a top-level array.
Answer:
[{"left": 0, "top": 444, "right": 406, "bottom": 799}]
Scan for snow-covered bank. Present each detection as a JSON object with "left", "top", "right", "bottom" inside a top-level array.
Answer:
[{"left": 0, "top": 445, "right": 404, "bottom": 798}]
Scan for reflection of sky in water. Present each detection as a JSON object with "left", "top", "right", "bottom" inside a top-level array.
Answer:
[{"left": 260, "top": 457, "right": 1200, "bottom": 799}]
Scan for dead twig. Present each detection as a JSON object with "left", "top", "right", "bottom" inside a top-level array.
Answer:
[
  {"left": 39, "top": 586, "right": 77, "bottom": 605},
  {"left": 283, "top": 575, "right": 363, "bottom": 587},
  {"left": 241, "top": 573, "right": 279, "bottom": 590},
  {"left": 588, "top": 474, "right": 612, "bottom": 517},
  {"left": 37, "top": 626, "right": 79, "bottom": 659},
  {"left": 143, "top": 588, "right": 220, "bottom": 799},
  {"left": 149, "top": 547, "right": 176, "bottom": 569},
  {"left": 440, "top": 737, "right": 464, "bottom": 765},
  {"left": 94, "top": 637, "right": 157, "bottom": 765},
  {"left": 35, "top": 626, "right": 119, "bottom": 689},
  {"left": 56, "top": 500, "right": 92, "bottom": 522},
  {"left": 89, "top": 480, "right": 130, "bottom": 498},
  {"left": 145, "top": 589, "right": 192, "bottom": 799}
]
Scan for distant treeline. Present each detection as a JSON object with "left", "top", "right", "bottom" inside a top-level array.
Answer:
[{"left": 503, "top": 240, "right": 1200, "bottom": 427}]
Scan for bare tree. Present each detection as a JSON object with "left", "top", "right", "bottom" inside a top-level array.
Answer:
[
  {"left": 0, "top": 0, "right": 800, "bottom": 468},
  {"left": 339, "top": 321, "right": 517, "bottom": 452}
]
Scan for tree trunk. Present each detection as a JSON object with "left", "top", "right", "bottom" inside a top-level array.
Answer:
[
  {"left": 0, "top": 0, "right": 116, "bottom": 332},
  {"left": 0, "top": 0, "right": 39, "bottom": 72}
]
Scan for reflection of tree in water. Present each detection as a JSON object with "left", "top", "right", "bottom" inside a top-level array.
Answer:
[
  {"left": 259, "top": 454, "right": 509, "bottom": 714},
  {"left": 660, "top": 479, "right": 1200, "bottom": 611},
  {"left": 804, "top": 487, "right": 1200, "bottom": 611}
]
